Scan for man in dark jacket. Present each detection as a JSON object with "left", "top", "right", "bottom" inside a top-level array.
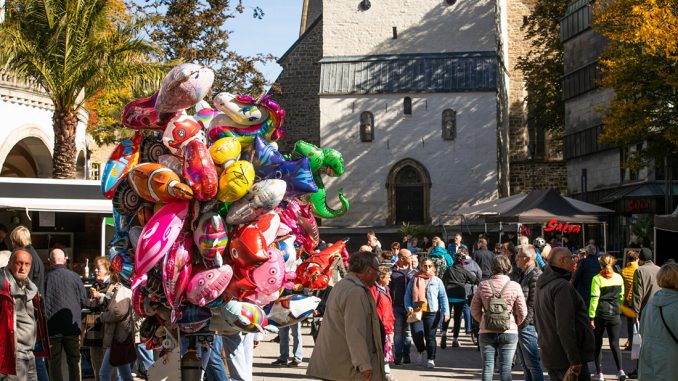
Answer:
[
  {"left": 45, "top": 249, "right": 86, "bottom": 381},
  {"left": 535, "top": 247, "right": 595, "bottom": 381},
  {"left": 516, "top": 245, "right": 544, "bottom": 381},
  {"left": 572, "top": 244, "right": 599, "bottom": 307},
  {"left": 471, "top": 238, "right": 494, "bottom": 280},
  {"left": 389, "top": 249, "right": 415, "bottom": 365}
]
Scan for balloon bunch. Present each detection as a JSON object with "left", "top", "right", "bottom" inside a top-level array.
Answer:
[{"left": 100, "top": 63, "right": 351, "bottom": 352}]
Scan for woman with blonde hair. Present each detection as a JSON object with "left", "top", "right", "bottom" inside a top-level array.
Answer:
[
  {"left": 588, "top": 254, "right": 625, "bottom": 381},
  {"left": 9, "top": 225, "right": 44, "bottom": 296}
]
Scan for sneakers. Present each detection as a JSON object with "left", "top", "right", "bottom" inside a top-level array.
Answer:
[
  {"left": 271, "top": 359, "right": 287, "bottom": 366},
  {"left": 426, "top": 359, "right": 435, "bottom": 369},
  {"left": 288, "top": 358, "right": 302, "bottom": 367},
  {"left": 452, "top": 339, "right": 460, "bottom": 347},
  {"left": 618, "top": 370, "right": 627, "bottom": 381},
  {"left": 440, "top": 334, "right": 447, "bottom": 349},
  {"left": 592, "top": 372, "right": 605, "bottom": 381}
]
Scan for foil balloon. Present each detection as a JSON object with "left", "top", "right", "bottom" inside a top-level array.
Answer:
[
  {"left": 251, "top": 211, "right": 280, "bottom": 247},
  {"left": 101, "top": 132, "right": 143, "bottom": 199},
  {"left": 226, "top": 179, "right": 287, "bottom": 225},
  {"left": 135, "top": 204, "right": 155, "bottom": 227},
  {"left": 251, "top": 136, "right": 317, "bottom": 198},
  {"left": 227, "top": 223, "right": 269, "bottom": 269},
  {"left": 155, "top": 63, "right": 215, "bottom": 113},
  {"left": 278, "top": 235, "right": 298, "bottom": 271},
  {"left": 121, "top": 92, "right": 179, "bottom": 130},
  {"left": 219, "top": 300, "right": 269, "bottom": 334},
  {"left": 227, "top": 247, "right": 295, "bottom": 304},
  {"left": 216, "top": 160, "right": 255, "bottom": 202},
  {"left": 128, "top": 163, "right": 194, "bottom": 203},
  {"left": 133, "top": 286, "right": 149, "bottom": 318},
  {"left": 209, "top": 137, "right": 241, "bottom": 167},
  {"left": 208, "top": 94, "right": 285, "bottom": 146},
  {"left": 295, "top": 240, "right": 346, "bottom": 290},
  {"left": 176, "top": 305, "right": 212, "bottom": 333},
  {"left": 291, "top": 140, "right": 349, "bottom": 218},
  {"left": 158, "top": 154, "right": 183, "bottom": 175},
  {"left": 185, "top": 265, "right": 234, "bottom": 307},
  {"left": 265, "top": 295, "right": 321, "bottom": 327},
  {"left": 195, "top": 107, "right": 218, "bottom": 126},
  {"left": 132, "top": 201, "right": 189, "bottom": 289},
  {"left": 163, "top": 232, "right": 193, "bottom": 323},
  {"left": 183, "top": 139, "right": 218, "bottom": 201},
  {"left": 213, "top": 92, "right": 266, "bottom": 125},
  {"left": 278, "top": 200, "right": 319, "bottom": 253},
  {"left": 193, "top": 212, "right": 228, "bottom": 260},
  {"left": 162, "top": 114, "right": 204, "bottom": 156},
  {"left": 251, "top": 135, "right": 285, "bottom": 176}
]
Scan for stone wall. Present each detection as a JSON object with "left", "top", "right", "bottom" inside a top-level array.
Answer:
[
  {"left": 274, "top": 17, "right": 323, "bottom": 154},
  {"left": 510, "top": 159, "right": 568, "bottom": 194}
]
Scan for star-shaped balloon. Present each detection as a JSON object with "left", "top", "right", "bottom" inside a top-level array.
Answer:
[{"left": 251, "top": 136, "right": 317, "bottom": 198}]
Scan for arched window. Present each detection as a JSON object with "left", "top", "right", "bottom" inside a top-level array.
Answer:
[
  {"left": 403, "top": 97, "right": 412, "bottom": 115},
  {"left": 442, "top": 109, "right": 456, "bottom": 140},
  {"left": 360, "top": 111, "right": 374, "bottom": 142}
]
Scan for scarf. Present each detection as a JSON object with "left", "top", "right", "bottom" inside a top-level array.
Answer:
[
  {"left": 412, "top": 272, "right": 432, "bottom": 305},
  {"left": 600, "top": 268, "right": 614, "bottom": 279}
]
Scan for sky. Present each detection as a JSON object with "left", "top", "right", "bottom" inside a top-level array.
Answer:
[{"left": 227, "top": 0, "right": 304, "bottom": 83}]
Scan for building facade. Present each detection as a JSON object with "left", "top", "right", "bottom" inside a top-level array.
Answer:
[{"left": 276, "top": 0, "right": 565, "bottom": 230}]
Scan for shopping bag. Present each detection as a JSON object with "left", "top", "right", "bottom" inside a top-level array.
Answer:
[{"left": 631, "top": 323, "right": 642, "bottom": 360}]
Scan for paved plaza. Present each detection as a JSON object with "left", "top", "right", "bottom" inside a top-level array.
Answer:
[{"left": 250, "top": 324, "right": 633, "bottom": 381}]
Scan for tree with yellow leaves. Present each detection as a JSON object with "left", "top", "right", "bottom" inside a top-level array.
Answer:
[{"left": 593, "top": 0, "right": 678, "bottom": 167}]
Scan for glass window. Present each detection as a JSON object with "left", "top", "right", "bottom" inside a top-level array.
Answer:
[
  {"left": 403, "top": 97, "right": 412, "bottom": 115},
  {"left": 360, "top": 111, "right": 374, "bottom": 142},
  {"left": 442, "top": 109, "right": 456, "bottom": 140}
]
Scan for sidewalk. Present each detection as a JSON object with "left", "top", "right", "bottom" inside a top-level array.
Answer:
[{"left": 252, "top": 324, "right": 633, "bottom": 381}]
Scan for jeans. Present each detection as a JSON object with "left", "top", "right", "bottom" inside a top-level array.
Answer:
[
  {"left": 135, "top": 344, "right": 154, "bottom": 374},
  {"left": 593, "top": 316, "right": 622, "bottom": 373},
  {"left": 50, "top": 335, "right": 82, "bottom": 381},
  {"left": 36, "top": 357, "right": 48, "bottom": 381},
  {"left": 393, "top": 306, "right": 411, "bottom": 361},
  {"left": 411, "top": 312, "right": 441, "bottom": 360},
  {"left": 180, "top": 335, "right": 229, "bottom": 381},
  {"left": 547, "top": 363, "right": 591, "bottom": 381},
  {"left": 277, "top": 322, "right": 303, "bottom": 361},
  {"left": 99, "top": 348, "right": 133, "bottom": 381},
  {"left": 441, "top": 301, "right": 466, "bottom": 338},
  {"left": 625, "top": 315, "right": 634, "bottom": 347},
  {"left": 4, "top": 353, "right": 37, "bottom": 381},
  {"left": 463, "top": 301, "right": 472, "bottom": 332},
  {"left": 222, "top": 332, "right": 254, "bottom": 381},
  {"left": 479, "top": 332, "right": 519, "bottom": 381},
  {"left": 517, "top": 325, "right": 544, "bottom": 381}
]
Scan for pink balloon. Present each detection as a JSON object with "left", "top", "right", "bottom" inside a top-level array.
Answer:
[
  {"left": 278, "top": 200, "right": 319, "bottom": 253},
  {"left": 183, "top": 139, "right": 218, "bottom": 201},
  {"left": 185, "top": 265, "right": 234, "bottom": 307},
  {"left": 132, "top": 201, "right": 189, "bottom": 289},
  {"left": 163, "top": 231, "right": 193, "bottom": 323}
]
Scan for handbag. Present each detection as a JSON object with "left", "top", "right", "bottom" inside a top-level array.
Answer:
[
  {"left": 631, "top": 322, "right": 642, "bottom": 360},
  {"left": 406, "top": 309, "right": 423, "bottom": 324},
  {"left": 109, "top": 298, "right": 137, "bottom": 367}
]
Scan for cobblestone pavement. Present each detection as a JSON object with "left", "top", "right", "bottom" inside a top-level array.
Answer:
[{"left": 251, "top": 324, "right": 633, "bottom": 381}]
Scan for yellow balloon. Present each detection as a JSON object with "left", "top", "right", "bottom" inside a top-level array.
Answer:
[
  {"left": 217, "top": 160, "right": 255, "bottom": 202},
  {"left": 209, "top": 137, "right": 242, "bottom": 166}
]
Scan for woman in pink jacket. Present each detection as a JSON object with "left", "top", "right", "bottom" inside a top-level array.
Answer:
[{"left": 471, "top": 255, "right": 527, "bottom": 381}]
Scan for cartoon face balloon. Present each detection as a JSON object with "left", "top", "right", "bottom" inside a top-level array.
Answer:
[
  {"left": 193, "top": 212, "right": 228, "bottom": 260},
  {"left": 216, "top": 160, "right": 255, "bottom": 203},
  {"left": 209, "top": 137, "right": 241, "bottom": 167},
  {"left": 185, "top": 265, "right": 234, "bottom": 307},
  {"left": 213, "top": 92, "right": 268, "bottom": 126},
  {"left": 155, "top": 63, "right": 215, "bottom": 113},
  {"left": 225, "top": 179, "right": 286, "bottom": 225},
  {"left": 162, "top": 115, "right": 204, "bottom": 156},
  {"left": 227, "top": 224, "right": 269, "bottom": 269},
  {"left": 250, "top": 247, "right": 295, "bottom": 297}
]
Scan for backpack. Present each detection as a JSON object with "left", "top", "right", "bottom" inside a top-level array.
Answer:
[{"left": 483, "top": 281, "right": 512, "bottom": 331}]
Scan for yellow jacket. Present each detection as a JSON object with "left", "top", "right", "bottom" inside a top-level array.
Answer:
[{"left": 620, "top": 261, "right": 638, "bottom": 306}]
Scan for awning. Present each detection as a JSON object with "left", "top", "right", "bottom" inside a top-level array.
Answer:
[
  {"left": 0, "top": 178, "right": 112, "bottom": 214},
  {"left": 600, "top": 182, "right": 678, "bottom": 203}
]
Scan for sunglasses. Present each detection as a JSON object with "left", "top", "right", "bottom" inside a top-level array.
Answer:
[{"left": 422, "top": 264, "right": 434, "bottom": 268}]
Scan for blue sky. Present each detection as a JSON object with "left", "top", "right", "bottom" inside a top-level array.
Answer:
[{"left": 227, "top": 0, "right": 304, "bottom": 83}]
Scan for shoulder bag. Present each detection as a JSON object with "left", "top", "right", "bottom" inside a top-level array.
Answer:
[{"left": 109, "top": 292, "right": 137, "bottom": 366}]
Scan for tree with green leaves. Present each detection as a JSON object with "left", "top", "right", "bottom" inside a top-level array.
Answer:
[
  {"left": 516, "top": 1, "right": 571, "bottom": 144},
  {"left": 0, "top": 0, "right": 164, "bottom": 178},
  {"left": 593, "top": 0, "right": 678, "bottom": 167}
]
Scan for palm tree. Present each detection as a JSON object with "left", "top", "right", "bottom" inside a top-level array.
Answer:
[{"left": 0, "top": 0, "right": 163, "bottom": 178}]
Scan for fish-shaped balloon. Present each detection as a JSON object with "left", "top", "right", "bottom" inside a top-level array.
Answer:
[
  {"left": 219, "top": 300, "right": 270, "bottom": 334},
  {"left": 278, "top": 200, "right": 319, "bottom": 253},
  {"left": 227, "top": 247, "right": 295, "bottom": 305},
  {"left": 162, "top": 231, "right": 193, "bottom": 323},
  {"left": 226, "top": 179, "right": 286, "bottom": 225},
  {"left": 185, "top": 265, "right": 234, "bottom": 307},
  {"left": 132, "top": 201, "right": 189, "bottom": 289},
  {"left": 295, "top": 240, "right": 346, "bottom": 290},
  {"left": 128, "top": 163, "right": 194, "bottom": 203},
  {"left": 183, "top": 139, "right": 218, "bottom": 201},
  {"left": 265, "top": 295, "right": 321, "bottom": 327},
  {"left": 155, "top": 63, "right": 215, "bottom": 113},
  {"left": 227, "top": 224, "right": 269, "bottom": 269},
  {"left": 193, "top": 212, "right": 228, "bottom": 260},
  {"left": 101, "top": 132, "right": 143, "bottom": 199}
]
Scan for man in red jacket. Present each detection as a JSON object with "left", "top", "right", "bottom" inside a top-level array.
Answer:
[{"left": 0, "top": 250, "right": 50, "bottom": 380}]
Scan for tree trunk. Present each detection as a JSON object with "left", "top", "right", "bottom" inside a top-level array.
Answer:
[{"left": 52, "top": 109, "right": 78, "bottom": 179}]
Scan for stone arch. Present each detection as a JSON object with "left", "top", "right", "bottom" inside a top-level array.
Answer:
[
  {"left": 0, "top": 125, "right": 53, "bottom": 178},
  {"left": 385, "top": 158, "right": 431, "bottom": 225}
]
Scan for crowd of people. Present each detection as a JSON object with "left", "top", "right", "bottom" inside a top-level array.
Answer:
[
  {"left": 308, "top": 231, "right": 678, "bottom": 381},
  {"left": 1, "top": 224, "right": 677, "bottom": 381}
]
